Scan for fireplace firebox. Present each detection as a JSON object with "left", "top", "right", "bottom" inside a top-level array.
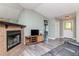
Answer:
[{"left": 7, "top": 30, "right": 21, "bottom": 51}]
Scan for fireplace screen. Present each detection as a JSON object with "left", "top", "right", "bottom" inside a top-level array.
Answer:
[{"left": 7, "top": 30, "right": 21, "bottom": 51}]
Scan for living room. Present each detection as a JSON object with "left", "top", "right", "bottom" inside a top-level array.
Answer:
[{"left": 0, "top": 3, "right": 79, "bottom": 56}]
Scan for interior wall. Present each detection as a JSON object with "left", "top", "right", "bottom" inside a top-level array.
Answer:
[
  {"left": 55, "top": 20, "right": 60, "bottom": 39},
  {"left": 76, "top": 11, "right": 79, "bottom": 42},
  {"left": 48, "top": 18, "right": 60, "bottom": 39},
  {"left": 18, "top": 9, "right": 47, "bottom": 36},
  {"left": 48, "top": 19, "right": 55, "bottom": 39}
]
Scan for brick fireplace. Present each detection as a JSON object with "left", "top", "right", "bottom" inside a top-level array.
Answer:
[{"left": 0, "top": 21, "right": 25, "bottom": 56}]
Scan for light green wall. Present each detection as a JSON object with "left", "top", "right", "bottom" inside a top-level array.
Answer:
[
  {"left": 18, "top": 10, "right": 47, "bottom": 36},
  {"left": 48, "top": 19, "right": 55, "bottom": 39},
  {"left": 48, "top": 19, "right": 60, "bottom": 39},
  {"left": 8, "top": 18, "right": 18, "bottom": 23}
]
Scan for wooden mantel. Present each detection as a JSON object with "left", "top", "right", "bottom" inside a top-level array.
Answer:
[
  {"left": 0, "top": 21, "right": 26, "bottom": 56},
  {"left": 0, "top": 21, "right": 26, "bottom": 28}
]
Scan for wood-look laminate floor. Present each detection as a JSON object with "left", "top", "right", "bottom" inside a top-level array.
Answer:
[{"left": 18, "top": 39, "right": 64, "bottom": 56}]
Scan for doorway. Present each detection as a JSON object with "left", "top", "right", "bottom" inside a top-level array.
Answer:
[
  {"left": 59, "top": 14, "right": 76, "bottom": 40},
  {"left": 62, "top": 20, "right": 74, "bottom": 38}
]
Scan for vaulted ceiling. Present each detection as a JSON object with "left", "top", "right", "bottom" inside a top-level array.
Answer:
[
  {"left": 0, "top": 3, "right": 79, "bottom": 19},
  {"left": 19, "top": 3, "right": 79, "bottom": 19}
]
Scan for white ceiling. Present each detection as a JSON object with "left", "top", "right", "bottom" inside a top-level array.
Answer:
[
  {"left": 0, "top": 4, "right": 22, "bottom": 19},
  {"left": 19, "top": 3, "right": 79, "bottom": 19},
  {"left": 0, "top": 3, "right": 79, "bottom": 19},
  {"left": 19, "top": 3, "right": 41, "bottom": 10}
]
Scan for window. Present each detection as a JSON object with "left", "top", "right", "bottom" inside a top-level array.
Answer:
[{"left": 64, "top": 22, "right": 72, "bottom": 30}]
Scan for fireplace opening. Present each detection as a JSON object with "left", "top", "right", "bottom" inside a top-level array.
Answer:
[{"left": 7, "top": 30, "right": 21, "bottom": 51}]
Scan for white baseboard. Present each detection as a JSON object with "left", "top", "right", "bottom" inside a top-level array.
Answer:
[
  {"left": 48, "top": 37, "right": 56, "bottom": 40},
  {"left": 48, "top": 37, "right": 61, "bottom": 40},
  {"left": 48, "top": 36, "right": 76, "bottom": 41}
]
